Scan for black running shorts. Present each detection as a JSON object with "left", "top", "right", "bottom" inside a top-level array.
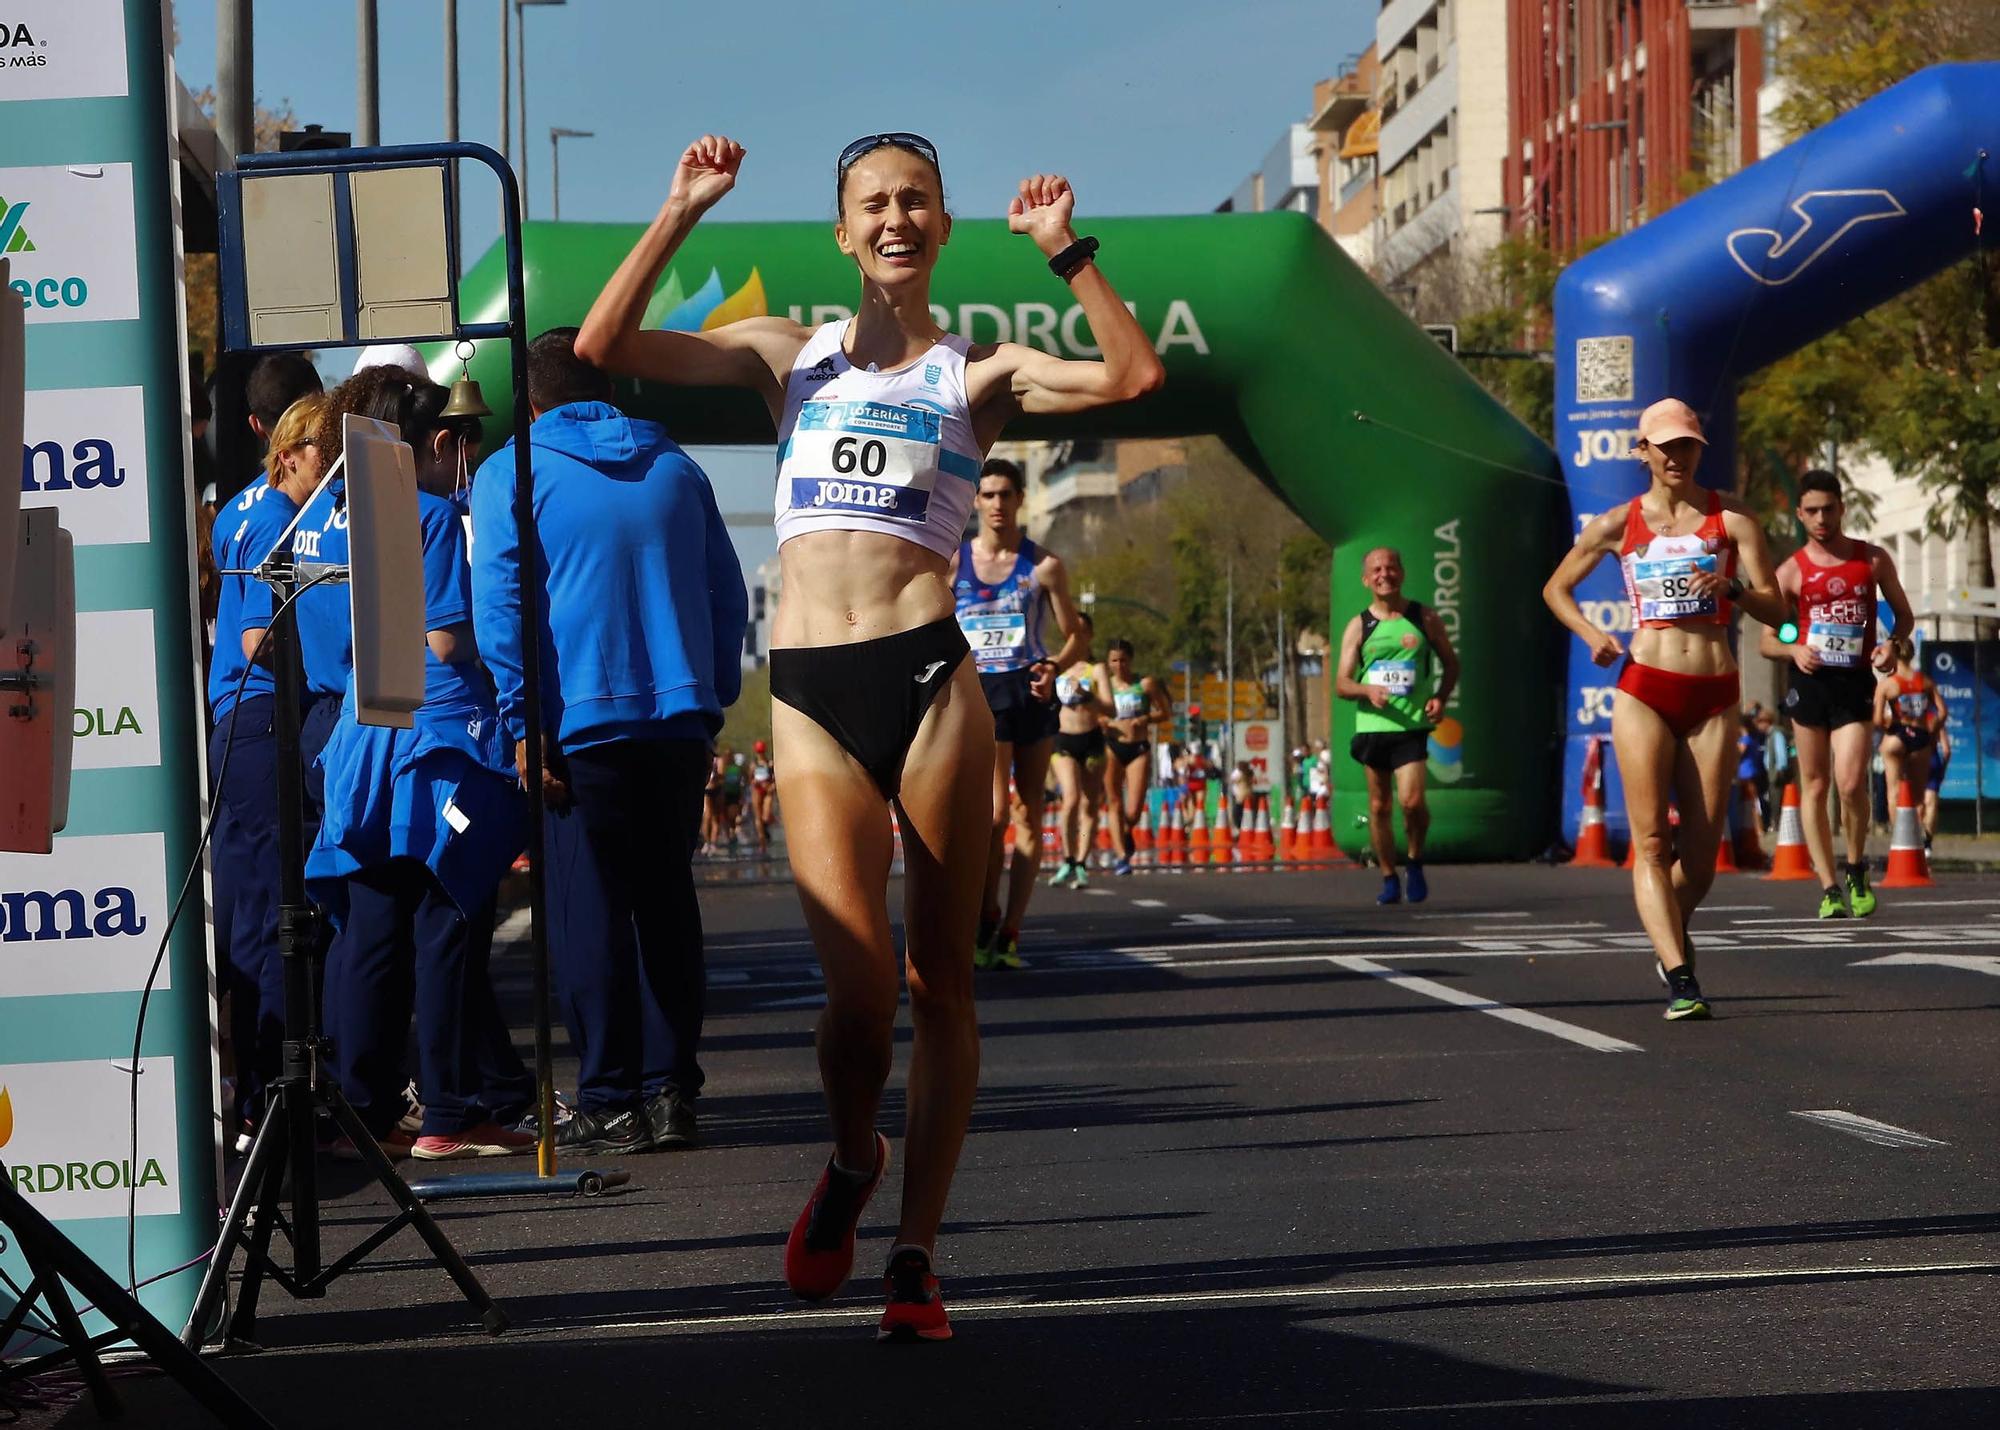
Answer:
[
  {"left": 1349, "top": 729, "right": 1430, "bottom": 773},
  {"left": 1784, "top": 665, "right": 1876, "bottom": 730},
  {"left": 981, "top": 667, "right": 1059, "bottom": 746}
]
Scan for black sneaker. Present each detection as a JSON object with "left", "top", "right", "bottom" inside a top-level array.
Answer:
[
  {"left": 1664, "top": 968, "right": 1710, "bottom": 1022},
  {"left": 554, "top": 1106, "right": 653, "bottom": 1155},
  {"left": 643, "top": 1090, "right": 698, "bottom": 1150}
]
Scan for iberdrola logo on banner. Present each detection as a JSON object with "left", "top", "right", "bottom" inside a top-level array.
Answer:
[
  {"left": 0, "top": 1061, "right": 181, "bottom": 1216},
  {"left": 642, "top": 266, "right": 767, "bottom": 331}
]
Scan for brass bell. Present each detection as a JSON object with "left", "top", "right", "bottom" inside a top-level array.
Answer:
[
  {"left": 439, "top": 340, "right": 492, "bottom": 420},
  {"left": 439, "top": 373, "right": 492, "bottom": 421}
]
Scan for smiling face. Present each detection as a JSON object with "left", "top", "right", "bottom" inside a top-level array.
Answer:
[
  {"left": 1362, "top": 547, "right": 1405, "bottom": 600},
  {"left": 836, "top": 145, "right": 950, "bottom": 289}
]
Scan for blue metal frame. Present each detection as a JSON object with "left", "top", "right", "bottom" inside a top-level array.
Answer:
[{"left": 211, "top": 141, "right": 565, "bottom": 1190}]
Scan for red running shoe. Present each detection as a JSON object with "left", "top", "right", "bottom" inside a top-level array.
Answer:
[
  {"left": 784, "top": 1132, "right": 889, "bottom": 1301},
  {"left": 877, "top": 1247, "right": 952, "bottom": 1342}
]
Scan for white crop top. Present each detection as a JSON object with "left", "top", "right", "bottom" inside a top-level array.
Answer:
[{"left": 771, "top": 322, "right": 984, "bottom": 559}]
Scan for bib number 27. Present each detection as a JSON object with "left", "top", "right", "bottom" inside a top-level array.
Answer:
[{"left": 831, "top": 437, "right": 888, "bottom": 478}]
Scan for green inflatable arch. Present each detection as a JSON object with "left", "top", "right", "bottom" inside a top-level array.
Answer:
[{"left": 451, "top": 213, "right": 1563, "bottom": 859}]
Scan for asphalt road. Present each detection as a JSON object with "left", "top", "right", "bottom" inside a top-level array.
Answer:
[{"left": 81, "top": 861, "right": 2000, "bottom": 1428}]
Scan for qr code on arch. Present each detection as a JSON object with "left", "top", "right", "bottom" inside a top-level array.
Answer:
[{"left": 1575, "top": 336, "right": 1634, "bottom": 404}]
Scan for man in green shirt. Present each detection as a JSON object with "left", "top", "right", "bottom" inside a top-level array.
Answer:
[{"left": 1335, "top": 547, "right": 1461, "bottom": 904}]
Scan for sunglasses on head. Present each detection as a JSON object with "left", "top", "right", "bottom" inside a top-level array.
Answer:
[{"left": 836, "top": 132, "right": 940, "bottom": 177}]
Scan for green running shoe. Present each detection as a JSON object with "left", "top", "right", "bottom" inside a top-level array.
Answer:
[
  {"left": 1664, "top": 969, "right": 1710, "bottom": 1021},
  {"left": 1070, "top": 864, "right": 1090, "bottom": 891},
  {"left": 1817, "top": 886, "right": 1850, "bottom": 919},
  {"left": 973, "top": 920, "right": 999, "bottom": 971},
  {"left": 1845, "top": 866, "right": 1877, "bottom": 918},
  {"left": 1046, "top": 860, "right": 1075, "bottom": 888},
  {"left": 991, "top": 935, "right": 1025, "bottom": 971}
]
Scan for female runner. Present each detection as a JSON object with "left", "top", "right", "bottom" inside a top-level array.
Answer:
[
  {"left": 578, "top": 132, "right": 1162, "bottom": 1339},
  {"left": 1048, "top": 612, "right": 1112, "bottom": 891},
  {"left": 1543, "top": 399, "right": 1785, "bottom": 1020},
  {"left": 1101, "top": 637, "right": 1171, "bottom": 875}
]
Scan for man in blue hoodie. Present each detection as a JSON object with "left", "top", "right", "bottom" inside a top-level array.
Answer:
[{"left": 471, "top": 327, "right": 747, "bottom": 1156}]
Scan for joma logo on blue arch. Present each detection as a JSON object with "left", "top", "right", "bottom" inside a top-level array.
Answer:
[
  {"left": 1725, "top": 189, "right": 1906, "bottom": 287},
  {"left": 21, "top": 435, "right": 127, "bottom": 493},
  {"left": 0, "top": 887, "right": 148, "bottom": 941}
]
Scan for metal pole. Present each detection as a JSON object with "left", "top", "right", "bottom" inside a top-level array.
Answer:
[
  {"left": 516, "top": 4, "right": 528, "bottom": 219},
  {"left": 551, "top": 128, "right": 560, "bottom": 222},
  {"left": 356, "top": 0, "right": 380, "bottom": 147},
  {"left": 444, "top": 0, "right": 459, "bottom": 254},
  {"left": 215, "top": 0, "right": 252, "bottom": 160},
  {"left": 1977, "top": 636, "right": 1986, "bottom": 838},
  {"left": 1224, "top": 554, "right": 1235, "bottom": 790},
  {"left": 498, "top": 0, "right": 510, "bottom": 223},
  {"left": 1277, "top": 603, "right": 1287, "bottom": 796}
]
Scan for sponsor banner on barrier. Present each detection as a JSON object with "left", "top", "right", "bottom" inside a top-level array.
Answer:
[
  {"left": 19, "top": 385, "right": 151, "bottom": 545},
  {"left": 0, "top": 162, "right": 140, "bottom": 324},
  {"left": 72, "top": 609, "right": 159, "bottom": 770},
  {"left": 0, "top": 4, "right": 129, "bottom": 104},
  {"left": 0, "top": 832, "right": 169, "bottom": 997},
  {"left": 0, "top": 1057, "right": 181, "bottom": 1218}
]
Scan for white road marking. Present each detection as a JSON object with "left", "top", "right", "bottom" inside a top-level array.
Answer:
[
  {"left": 1791, "top": 1109, "right": 1949, "bottom": 1148},
  {"left": 493, "top": 908, "right": 533, "bottom": 944},
  {"left": 1694, "top": 905, "right": 1772, "bottom": 913},
  {"left": 1469, "top": 922, "right": 1605, "bottom": 933},
  {"left": 1874, "top": 898, "right": 2000, "bottom": 907},
  {"left": 1851, "top": 952, "right": 2000, "bottom": 977},
  {"left": 1080, "top": 887, "right": 1114, "bottom": 896},
  {"left": 1175, "top": 913, "right": 1227, "bottom": 925},
  {"left": 1327, "top": 955, "right": 1642, "bottom": 1053},
  {"left": 1731, "top": 917, "right": 1850, "bottom": 926},
  {"left": 1414, "top": 911, "right": 1530, "bottom": 920},
  {"left": 754, "top": 993, "right": 828, "bottom": 1010},
  {"left": 489, "top": 1259, "right": 2000, "bottom": 1341},
  {"left": 1132, "top": 898, "right": 1167, "bottom": 908}
]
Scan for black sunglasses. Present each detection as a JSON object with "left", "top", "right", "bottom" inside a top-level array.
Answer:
[{"left": 836, "top": 131, "right": 940, "bottom": 177}]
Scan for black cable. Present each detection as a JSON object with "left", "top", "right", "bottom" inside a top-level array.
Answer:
[{"left": 122, "top": 571, "right": 342, "bottom": 1295}]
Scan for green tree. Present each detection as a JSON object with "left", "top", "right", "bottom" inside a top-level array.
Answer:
[{"left": 1457, "top": 237, "right": 1564, "bottom": 443}]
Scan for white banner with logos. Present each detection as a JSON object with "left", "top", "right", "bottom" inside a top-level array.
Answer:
[
  {"left": 72, "top": 609, "right": 160, "bottom": 770},
  {"left": 0, "top": 162, "right": 140, "bottom": 324},
  {"left": 0, "top": 4, "right": 129, "bottom": 103},
  {"left": 1231, "top": 719, "right": 1283, "bottom": 791},
  {"left": 0, "top": 831, "right": 169, "bottom": 996},
  {"left": 19, "top": 385, "right": 152, "bottom": 545},
  {"left": 0, "top": 1056, "right": 181, "bottom": 1219}
]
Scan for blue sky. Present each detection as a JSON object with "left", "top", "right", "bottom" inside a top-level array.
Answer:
[{"left": 173, "top": 0, "right": 1374, "bottom": 575}]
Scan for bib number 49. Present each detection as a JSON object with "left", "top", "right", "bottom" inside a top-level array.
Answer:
[{"left": 831, "top": 437, "right": 888, "bottom": 478}]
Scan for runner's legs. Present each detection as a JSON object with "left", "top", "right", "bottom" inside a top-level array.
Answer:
[
  {"left": 1793, "top": 720, "right": 1838, "bottom": 889},
  {"left": 1052, "top": 752, "right": 1085, "bottom": 866},
  {"left": 892, "top": 660, "right": 992, "bottom": 1255},
  {"left": 1394, "top": 759, "right": 1428, "bottom": 862},
  {"left": 981, "top": 741, "right": 1017, "bottom": 926},
  {"left": 1669, "top": 705, "right": 1735, "bottom": 931},
  {"left": 1832, "top": 720, "right": 1874, "bottom": 866},
  {"left": 1613, "top": 689, "right": 1693, "bottom": 973},
  {"left": 1004, "top": 738, "right": 1056, "bottom": 930},
  {"left": 1122, "top": 753, "right": 1150, "bottom": 853},
  {"left": 1363, "top": 764, "right": 1398, "bottom": 875},
  {"left": 1879, "top": 732, "right": 1910, "bottom": 813},
  {"left": 771, "top": 699, "right": 898, "bottom": 1178}
]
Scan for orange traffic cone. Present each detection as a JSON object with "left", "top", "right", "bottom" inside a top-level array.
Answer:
[
  {"left": 1187, "top": 799, "right": 1211, "bottom": 858},
  {"left": 1877, "top": 779, "right": 1935, "bottom": 889},
  {"left": 1161, "top": 801, "right": 1186, "bottom": 865},
  {"left": 1133, "top": 802, "right": 1154, "bottom": 853},
  {"left": 1200, "top": 812, "right": 1232, "bottom": 868},
  {"left": 1765, "top": 779, "right": 1814, "bottom": 881},
  {"left": 1252, "top": 795, "right": 1275, "bottom": 860},
  {"left": 1309, "top": 794, "right": 1333, "bottom": 857},
  {"left": 1277, "top": 800, "right": 1297, "bottom": 861},
  {"left": 1570, "top": 737, "right": 1617, "bottom": 868}
]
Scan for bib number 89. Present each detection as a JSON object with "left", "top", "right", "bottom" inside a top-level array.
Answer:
[{"left": 832, "top": 436, "right": 888, "bottom": 478}]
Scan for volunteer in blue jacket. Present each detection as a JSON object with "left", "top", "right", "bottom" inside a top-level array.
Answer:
[
  {"left": 471, "top": 328, "right": 748, "bottom": 1156},
  {"left": 308, "top": 371, "right": 535, "bottom": 1160},
  {"left": 208, "top": 394, "right": 326, "bottom": 1142}
]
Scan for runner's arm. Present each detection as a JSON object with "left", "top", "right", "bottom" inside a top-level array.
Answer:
[
  {"left": 971, "top": 177, "right": 1163, "bottom": 417},
  {"left": 1872, "top": 546, "right": 1915, "bottom": 661},
  {"left": 1873, "top": 678, "right": 1896, "bottom": 730},
  {"left": 1417, "top": 604, "right": 1460, "bottom": 710},
  {"left": 1719, "top": 505, "right": 1788, "bottom": 630},
  {"left": 574, "top": 136, "right": 802, "bottom": 407},
  {"left": 1146, "top": 676, "right": 1174, "bottom": 729},
  {"left": 1088, "top": 662, "right": 1117, "bottom": 718},
  {"left": 1541, "top": 507, "right": 1625, "bottom": 666},
  {"left": 1038, "top": 554, "right": 1089, "bottom": 672},
  {"left": 1333, "top": 615, "right": 1375, "bottom": 702}
]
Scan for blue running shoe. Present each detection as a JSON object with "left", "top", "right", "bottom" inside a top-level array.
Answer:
[
  {"left": 1376, "top": 873, "right": 1401, "bottom": 905},
  {"left": 1404, "top": 861, "right": 1428, "bottom": 903}
]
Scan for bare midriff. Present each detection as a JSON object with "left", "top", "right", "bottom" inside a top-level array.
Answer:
[
  {"left": 771, "top": 529, "right": 955, "bottom": 648},
  {"left": 1628, "top": 622, "right": 1737, "bottom": 678}
]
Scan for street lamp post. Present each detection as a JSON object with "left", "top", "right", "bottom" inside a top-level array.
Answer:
[
  {"left": 515, "top": 0, "right": 567, "bottom": 218},
  {"left": 550, "top": 127, "right": 594, "bottom": 222}
]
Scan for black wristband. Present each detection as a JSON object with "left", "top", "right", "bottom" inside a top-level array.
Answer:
[
  {"left": 1726, "top": 576, "right": 1745, "bottom": 600},
  {"left": 1049, "top": 236, "right": 1099, "bottom": 281}
]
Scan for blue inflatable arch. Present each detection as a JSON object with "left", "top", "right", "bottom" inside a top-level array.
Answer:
[{"left": 1551, "top": 62, "right": 2000, "bottom": 840}]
